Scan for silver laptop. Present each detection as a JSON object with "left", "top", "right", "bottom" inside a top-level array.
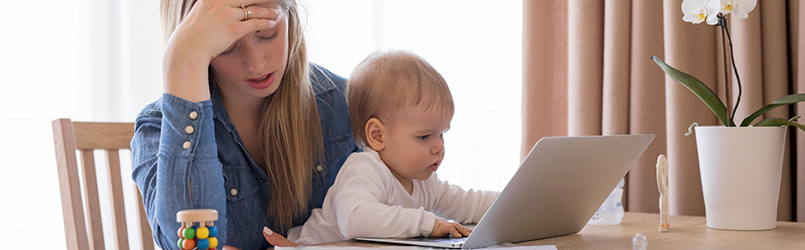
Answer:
[{"left": 356, "top": 134, "right": 654, "bottom": 248}]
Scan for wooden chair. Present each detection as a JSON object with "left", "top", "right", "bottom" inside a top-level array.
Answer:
[{"left": 52, "top": 118, "right": 154, "bottom": 250}]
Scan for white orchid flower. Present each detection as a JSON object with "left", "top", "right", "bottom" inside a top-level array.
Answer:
[
  {"left": 682, "top": 0, "right": 711, "bottom": 24},
  {"left": 705, "top": 0, "right": 757, "bottom": 24},
  {"left": 731, "top": 0, "right": 757, "bottom": 18}
]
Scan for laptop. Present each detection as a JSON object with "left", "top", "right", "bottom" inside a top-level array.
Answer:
[{"left": 356, "top": 134, "right": 654, "bottom": 248}]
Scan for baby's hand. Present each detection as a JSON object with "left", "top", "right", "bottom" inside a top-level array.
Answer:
[{"left": 430, "top": 218, "right": 472, "bottom": 238}]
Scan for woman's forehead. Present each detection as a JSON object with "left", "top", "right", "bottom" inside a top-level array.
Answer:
[{"left": 253, "top": 1, "right": 281, "bottom": 9}]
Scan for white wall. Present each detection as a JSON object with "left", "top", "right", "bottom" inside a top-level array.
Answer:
[
  {"left": 0, "top": 1, "right": 521, "bottom": 248},
  {"left": 302, "top": 0, "right": 523, "bottom": 192}
]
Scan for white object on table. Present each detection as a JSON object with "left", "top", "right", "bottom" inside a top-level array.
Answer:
[{"left": 656, "top": 154, "right": 670, "bottom": 232}]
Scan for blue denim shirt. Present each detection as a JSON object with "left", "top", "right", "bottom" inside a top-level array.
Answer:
[{"left": 131, "top": 64, "right": 359, "bottom": 250}]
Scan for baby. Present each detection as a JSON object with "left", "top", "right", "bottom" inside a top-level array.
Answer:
[{"left": 266, "top": 51, "right": 499, "bottom": 246}]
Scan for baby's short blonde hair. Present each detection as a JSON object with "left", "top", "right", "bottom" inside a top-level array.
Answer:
[{"left": 347, "top": 51, "right": 454, "bottom": 147}]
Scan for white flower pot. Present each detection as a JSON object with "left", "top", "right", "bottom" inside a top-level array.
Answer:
[{"left": 694, "top": 126, "right": 786, "bottom": 230}]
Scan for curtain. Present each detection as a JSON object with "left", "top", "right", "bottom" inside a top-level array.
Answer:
[{"left": 523, "top": 0, "right": 803, "bottom": 221}]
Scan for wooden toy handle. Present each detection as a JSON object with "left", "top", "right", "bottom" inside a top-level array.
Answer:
[{"left": 177, "top": 209, "right": 218, "bottom": 223}]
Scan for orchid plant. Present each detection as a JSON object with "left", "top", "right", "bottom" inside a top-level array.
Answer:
[{"left": 652, "top": 0, "right": 805, "bottom": 131}]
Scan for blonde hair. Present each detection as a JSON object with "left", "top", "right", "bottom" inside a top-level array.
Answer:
[
  {"left": 347, "top": 51, "right": 454, "bottom": 146},
  {"left": 161, "top": 0, "right": 322, "bottom": 230}
]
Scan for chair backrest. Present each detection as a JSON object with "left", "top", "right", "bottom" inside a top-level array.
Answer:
[{"left": 52, "top": 118, "right": 154, "bottom": 250}]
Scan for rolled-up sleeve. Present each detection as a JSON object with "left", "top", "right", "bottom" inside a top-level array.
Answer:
[{"left": 131, "top": 93, "right": 227, "bottom": 249}]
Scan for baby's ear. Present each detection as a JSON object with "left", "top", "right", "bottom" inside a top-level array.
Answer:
[{"left": 365, "top": 118, "right": 386, "bottom": 151}]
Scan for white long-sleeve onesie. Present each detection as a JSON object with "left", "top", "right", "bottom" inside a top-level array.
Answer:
[{"left": 287, "top": 149, "right": 500, "bottom": 245}]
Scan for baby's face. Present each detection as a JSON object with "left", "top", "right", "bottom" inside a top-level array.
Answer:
[{"left": 379, "top": 105, "right": 453, "bottom": 183}]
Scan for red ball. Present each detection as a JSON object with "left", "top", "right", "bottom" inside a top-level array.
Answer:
[
  {"left": 182, "top": 238, "right": 196, "bottom": 249},
  {"left": 178, "top": 227, "right": 185, "bottom": 238}
]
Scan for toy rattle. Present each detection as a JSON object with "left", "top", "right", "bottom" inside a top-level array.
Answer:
[{"left": 176, "top": 209, "right": 219, "bottom": 250}]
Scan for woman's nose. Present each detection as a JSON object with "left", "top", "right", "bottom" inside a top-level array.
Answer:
[{"left": 242, "top": 43, "right": 266, "bottom": 73}]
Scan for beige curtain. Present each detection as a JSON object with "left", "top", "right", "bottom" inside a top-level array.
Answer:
[{"left": 523, "top": 0, "right": 804, "bottom": 221}]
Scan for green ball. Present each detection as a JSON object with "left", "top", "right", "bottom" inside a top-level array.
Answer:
[
  {"left": 177, "top": 238, "right": 184, "bottom": 249},
  {"left": 182, "top": 227, "right": 196, "bottom": 239}
]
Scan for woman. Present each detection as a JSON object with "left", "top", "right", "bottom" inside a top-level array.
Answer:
[{"left": 131, "top": 0, "right": 358, "bottom": 249}]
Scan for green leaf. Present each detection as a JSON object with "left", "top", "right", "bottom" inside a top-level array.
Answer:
[
  {"left": 740, "top": 94, "right": 805, "bottom": 126},
  {"left": 754, "top": 117, "right": 805, "bottom": 132},
  {"left": 651, "top": 56, "right": 732, "bottom": 126}
]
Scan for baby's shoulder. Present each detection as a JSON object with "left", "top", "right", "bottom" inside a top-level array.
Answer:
[
  {"left": 330, "top": 151, "right": 397, "bottom": 195},
  {"left": 341, "top": 151, "right": 386, "bottom": 174}
]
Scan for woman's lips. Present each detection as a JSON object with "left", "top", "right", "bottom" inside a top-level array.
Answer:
[{"left": 246, "top": 73, "right": 275, "bottom": 90}]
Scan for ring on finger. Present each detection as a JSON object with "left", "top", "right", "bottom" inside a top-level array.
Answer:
[{"left": 240, "top": 5, "right": 252, "bottom": 21}]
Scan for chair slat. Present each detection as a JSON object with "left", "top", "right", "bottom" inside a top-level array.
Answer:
[
  {"left": 106, "top": 149, "right": 130, "bottom": 250},
  {"left": 54, "top": 119, "right": 152, "bottom": 250},
  {"left": 73, "top": 122, "right": 134, "bottom": 150},
  {"left": 52, "top": 119, "right": 90, "bottom": 250},
  {"left": 136, "top": 188, "right": 155, "bottom": 250},
  {"left": 80, "top": 150, "right": 105, "bottom": 250}
]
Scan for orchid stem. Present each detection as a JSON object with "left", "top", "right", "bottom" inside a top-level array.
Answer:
[
  {"left": 719, "top": 16, "right": 732, "bottom": 126},
  {"left": 722, "top": 16, "right": 742, "bottom": 126}
]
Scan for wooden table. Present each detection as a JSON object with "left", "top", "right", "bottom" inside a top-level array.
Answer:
[
  {"left": 332, "top": 212, "right": 805, "bottom": 249},
  {"left": 520, "top": 212, "right": 805, "bottom": 249}
]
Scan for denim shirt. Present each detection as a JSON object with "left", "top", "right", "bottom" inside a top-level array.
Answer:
[{"left": 131, "top": 64, "right": 359, "bottom": 250}]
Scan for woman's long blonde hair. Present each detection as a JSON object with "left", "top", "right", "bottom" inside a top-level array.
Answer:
[{"left": 161, "top": 0, "right": 323, "bottom": 230}]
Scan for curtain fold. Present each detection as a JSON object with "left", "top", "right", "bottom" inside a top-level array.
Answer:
[
  {"left": 602, "top": 0, "right": 632, "bottom": 208},
  {"left": 568, "top": 0, "right": 604, "bottom": 136},
  {"left": 627, "top": 0, "right": 667, "bottom": 213},
  {"left": 522, "top": 0, "right": 568, "bottom": 159},
  {"left": 523, "top": 0, "right": 803, "bottom": 221}
]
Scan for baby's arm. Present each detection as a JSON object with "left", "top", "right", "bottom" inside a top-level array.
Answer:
[
  {"left": 426, "top": 176, "right": 500, "bottom": 224},
  {"left": 333, "top": 157, "right": 442, "bottom": 238}
]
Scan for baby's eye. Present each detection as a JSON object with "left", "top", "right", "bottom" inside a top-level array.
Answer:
[{"left": 417, "top": 135, "right": 430, "bottom": 140}]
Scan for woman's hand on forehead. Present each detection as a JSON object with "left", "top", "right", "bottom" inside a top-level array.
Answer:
[
  {"left": 162, "top": 0, "right": 286, "bottom": 102},
  {"left": 249, "top": 0, "right": 281, "bottom": 9},
  {"left": 187, "top": 0, "right": 283, "bottom": 58}
]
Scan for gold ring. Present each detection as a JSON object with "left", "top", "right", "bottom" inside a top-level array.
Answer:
[{"left": 240, "top": 5, "right": 252, "bottom": 21}]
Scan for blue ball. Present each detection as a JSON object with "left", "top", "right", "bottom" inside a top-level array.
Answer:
[
  {"left": 208, "top": 226, "right": 218, "bottom": 237},
  {"left": 197, "top": 238, "right": 210, "bottom": 249}
]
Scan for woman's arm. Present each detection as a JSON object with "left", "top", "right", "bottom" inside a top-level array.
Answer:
[
  {"left": 136, "top": 2, "right": 279, "bottom": 248},
  {"left": 131, "top": 95, "right": 227, "bottom": 249}
]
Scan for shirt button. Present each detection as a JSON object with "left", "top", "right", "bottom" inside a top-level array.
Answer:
[
  {"left": 230, "top": 188, "right": 238, "bottom": 196},
  {"left": 316, "top": 165, "right": 324, "bottom": 172},
  {"left": 189, "top": 111, "right": 199, "bottom": 120},
  {"left": 185, "top": 125, "right": 195, "bottom": 134},
  {"left": 182, "top": 141, "right": 191, "bottom": 149}
]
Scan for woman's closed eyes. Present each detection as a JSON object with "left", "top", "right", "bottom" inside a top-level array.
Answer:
[
  {"left": 218, "top": 30, "right": 279, "bottom": 56},
  {"left": 256, "top": 30, "right": 279, "bottom": 42}
]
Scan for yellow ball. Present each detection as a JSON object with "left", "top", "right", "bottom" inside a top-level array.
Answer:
[
  {"left": 196, "top": 227, "right": 209, "bottom": 239},
  {"left": 208, "top": 237, "right": 218, "bottom": 249}
]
